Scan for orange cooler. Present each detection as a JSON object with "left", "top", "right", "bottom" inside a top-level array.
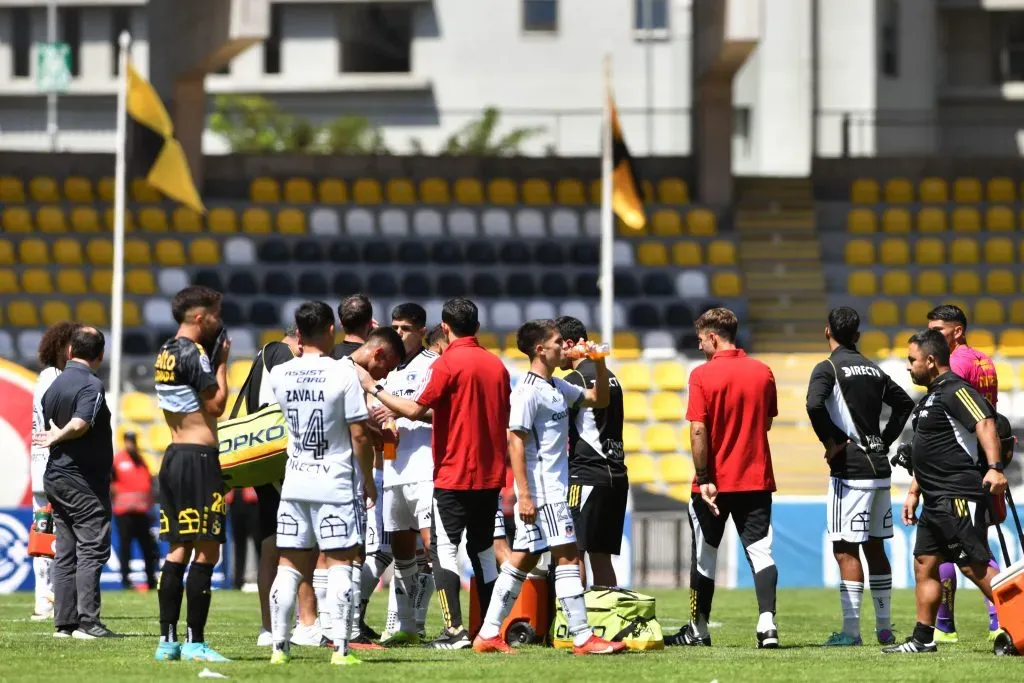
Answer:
[
  {"left": 992, "top": 559, "right": 1024, "bottom": 654},
  {"left": 469, "top": 572, "right": 551, "bottom": 646}
]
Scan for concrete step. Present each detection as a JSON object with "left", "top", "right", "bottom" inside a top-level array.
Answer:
[
  {"left": 735, "top": 211, "right": 816, "bottom": 230},
  {"left": 753, "top": 339, "right": 829, "bottom": 354},
  {"left": 748, "top": 303, "right": 829, "bottom": 323},
  {"left": 738, "top": 241, "right": 820, "bottom": 260}
]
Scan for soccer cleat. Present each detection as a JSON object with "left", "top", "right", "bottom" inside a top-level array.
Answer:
[
  {"left": 154, "top": 641, "right": 182, "bottom": 661},
  {"left": 472, "top": 635, "right": 518, "bottom": 654},
  {"left": 572, "top": 635, "right": 628, "bottom": 656},
  {"left": 73, "top": 623, "right": 118, "bottom": 639},
  {"left": 53, "top": 627, "right": 75, "bottom": 639},
  {"left": 990, "top": 628, "right": 1003, "bottom": 642},
  {"left": 882, "top": 636, "right": 937, "bottom": 654},
  {"left": 380, "top": 630, "right": 421, "bottom": 647},
  {"left": 290, "top": 623, "right": 323, "bottom": 647},
  {"left": 425, "top": 629, "right": 472, "bottom": 650},
  {"left": 330, "top": 651, "right": 363, "bottom": 666},
  {"left": 269, "top": 649, "right": 291, "bottom": 665},
  {"left": 181, "top": 642, "right": 231, "bottom": 662},
  {"left": 822, "top": 632, "right": 862, "bottom": 647},
  {"left": 933, "top": 629, "right": 958, "bottom": 644},
  {"left": 756, "top": 629, "right": 779, "bottom": 649},
  {"left": 664, "top": 625, "right": 711, "bottom": 647},
  {"left": 319, "top": 635, "right": 334, "bottom": 649},
  {"left": 256, "top": 629, "right": 273, "bottom": 647},
  {"left": 359, "top": 621, "right": 382, "bottom": 641},
  {"left": 348, "top": 634, "right": 386, "bottom": 650},
  {"left": 876, "top": 628, "right": 896, "bottom": 645}
]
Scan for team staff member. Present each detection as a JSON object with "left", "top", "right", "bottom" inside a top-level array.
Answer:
[
  {"left": 153, "top": 286, "right": 231, "bottom": 663},
  {"left": 666, "top": 308, "right": 780, "bottom": 649},
  {"left": 35, "top": 327, "right": 115, "bottom": 639},
  {"left": 111, "top": 432, "right": 159, "bottom": 591},
  {"left": 806, "top": 307, "right": 914, "bottom": 647},
  {"left": 351, "top": 297, "right": 511, "bottom": 650},
  {"left": 925, "top": 305, "right": 1001, "bottom": 642},
  {"left": 331, "top": 294, "right": 374, "bottom": 360},
  {"left": 884, "top": 330, "right": 1007, "bottom": 654},
  {"left": 556, "top": 316, "right": 627, "bottom": 588}
]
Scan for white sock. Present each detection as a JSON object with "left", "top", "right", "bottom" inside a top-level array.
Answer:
[
  {"left": 839, "top": 580, "right": 863, "bottom": 637},
  {"left": 869, "top": 574, "right": 893, "bottom": 631},
  {"left": 34, "top": 557, "right": 53, "bottom": 608},
  {"left": 270, "top": 565, "right": 303, "bottom": 652},
  {"left": 385, "top": 578, "right": 400, "bottom": 634},
  {"left": 327, "top": 564, "right": 354, "bottom": 655},
  {"left": 554, "top": 564, "right": 592, "bottom": 647},
  {"left": 313, "top": 568, "right": 330, "bottom": 639},
  {"left": 757, "top": 611, "right": 777, "bottom": 633},
  {"left": 350, "top": 562, "right": 364, "bottom": 637},
  {"left": 480, "top": 563, "right": 528, "bottom": 639},
  {"left": 393, "top": 558, "right": 419, "bottom": 634},
  {"left": 415, "top": 572, "right": 434, "bottom": 632}
]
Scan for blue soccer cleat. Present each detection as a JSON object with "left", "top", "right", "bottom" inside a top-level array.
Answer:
[
  {"left": 154, "top": 641, "right": 182, "bottom": 661},
  {"left": 181, "top": 642, "right": 231, "bottom": 662}
]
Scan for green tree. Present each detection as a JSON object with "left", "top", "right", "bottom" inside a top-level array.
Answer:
[{"left": 443, "top": 107, "right": 545, "bottom": 156}]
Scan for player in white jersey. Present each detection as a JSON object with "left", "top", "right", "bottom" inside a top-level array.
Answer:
[
  {"left": 474, "top": 320, "right": 624, "bottom": 656},
  {"left": 265, "top": 302, "right": 402, "bottom": 666},
  {"left": 29, "top": 322, "right": 80, "bottom": 621}
]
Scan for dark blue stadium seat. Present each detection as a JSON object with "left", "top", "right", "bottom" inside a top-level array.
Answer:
[
  {"left": 698, "top": 301, "right": 723, "bottom": 315},
  {"left": 437, "top": 273, "right": 467, "bottom": 297},
  {"left": 193, "top": 270, "right": 223, "bottom": 292},
  {"left": 534, "top": 241, "right": 565, "bottom": 265},
  {"left": 228, "top": 272, "right": 259, "bottom": 295},
  {"left": 123, "top": 331, "right": 150, "bottom": 356},
  {"left": 471, "top": 272, "right": 501, "bottom": 297},
  {"left": 466, "top": 241, "right": 497, "bottom": 265},
  {"left": 574, "top": 273, "right": 599, "bottom": 297},
  {"left": 153, "top": 329, "right": 176, "bottom": 350},
  {"left": 363, "top": 241, "right": 393, "bottom": 264},
  {"left": 431, "top": 241, "right": 464, "bottom": 265},
  {"left": 368, "top": 272, "right": 398, "bottom": 297},
  {"left": 665, "top": 302, "right": 695, "bottom": 326},
  {"left": 401, "top": 273, "right": 432, "bottom": 297},
  {"left": 540, "top": 273, "right": 569, "bottom": 298},
  {"left": 397, "top": 241, "right": 429, "bottom": 264},
  {"left": 298, "top": 272, "right": 328, "bottom": 296},
  {"left": 333, "top": 273, "right": 364, "bottom": 296},
  {"left": 500, "top": 242, "right": 531, "bottom": 265},
  {"left": 569, "top": 242, "right": 599, "bottom": 265},
  {"left": 294, "top": 239, "right": 324, "bottom": 263},
  {"left": 329, "top": 242, "right": 359, "bottom": 263},
  {"left": 251, "top": 301, "right": 279, "bottom": 326},
  {"left": 628, "top": 302, "right": 661, "bottom": 328},
  {"left": 264, "top": 271, "right": 296, "bottom": 296},
  {"left": 258, "top": 238, "right": 291, "bottom": 263},
  {"left": 614, "top": 272, "right": 640, "bottom": 297},
  {"left": 678, "top": 332, "right": 698, "bottom": 351},
  {"left": 221, "top": 300, "right": 245, "bottom": 326},
  {"left": 506, "top": 273, "right": 536, "bottom": 297},
  {"left": 642, "top": 272, "right": 674, "bottom": 297}
]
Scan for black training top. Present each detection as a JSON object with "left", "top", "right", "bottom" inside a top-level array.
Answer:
[
  {"left": 42, "top": 360, "right": 113, "bottom": 488},
  {"left": 565, "top": 360, "right": 626, "bottom": 485}
]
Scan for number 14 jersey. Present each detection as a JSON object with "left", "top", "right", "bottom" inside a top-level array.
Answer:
[{"left": 269, "top": 354, "right": 369, "bottom": 504}]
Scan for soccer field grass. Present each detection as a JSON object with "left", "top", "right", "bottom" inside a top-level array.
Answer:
[{"left": 0, "top": 587, "right": 1016, "bottom": 682}]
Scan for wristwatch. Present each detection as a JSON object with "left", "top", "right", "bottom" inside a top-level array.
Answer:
[
  {"left": 989, "top": 462, "right": 1005, "bottom": 472},
  {"left": 371, "top": 384, "right": 385, "bottom": 398}
]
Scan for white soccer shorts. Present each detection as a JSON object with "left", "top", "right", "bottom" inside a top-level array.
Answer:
[
  {"left": 494, "top": 492, "right": 506, "bottom": 539},
  {"left": 511, "top": 500, "right": 576, "bottom": 554},
  {"left": 276, "top": 499, "right": 364, "bottom": 552},
  {"left": 826, "top": 478, "right": 893, "bottom": 544},
  {"left": 364, "top": 476, "right": 390, "bottom": 555},
  {"left": 383, "top": 480, "right": 433, "bottom": 533},
  {"left": 31, "top": 451, "right": 48, "bottom": 496}
]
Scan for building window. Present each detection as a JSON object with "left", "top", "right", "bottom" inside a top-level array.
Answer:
[
  {"left": 61, "top": 8, "right": 82, "bottom": 77},
  {"left": 523, "top": 0, "right": 557, "bottom": 33},
  {"left": 634, "top": 0, "right": 668, "bottom": 31},
  {"left": 733, "top": 106, "right": 752, "bottom": 157},
  {"left": 12, "top": 8, "right": 31, "bottom": 78},
  {"left": 880, "top": 0, "right": 899, "bottom": 77},
  {"left": 994, "top": 12, "right": 1024, "bottom": 82},
  {"left": 340, "top": 4, "right": 412, "bottom": 73},
  {"left": 111, "top": 6, "right": 131, "bottom": 75},
  {"left": 263, "top": 3, "right": 283, "bottom": 74}
]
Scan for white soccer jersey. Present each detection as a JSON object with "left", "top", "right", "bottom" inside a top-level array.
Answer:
[
  {"left": 382, "top": 348, "right": 437, "bottom": 487},
  {"left": 508, "top": 372, "right": 585, "bottom": 507},
  {"left": 31, "top": 366, "right": 61, "bottom": 493},
  {"left": 270, "top": 355, "right": 369, "bottom": 505}
]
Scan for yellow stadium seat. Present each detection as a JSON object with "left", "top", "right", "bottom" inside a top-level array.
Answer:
[
  {"left": 623, "top": 392, "right": 649, "bottom": 422},
  {"left": 29, "top": 176, "right": 59, "bottom": 202},
  {"left": 881, "top": 207, "right": 911, "bottom": 233},
  {"left": 145, "top": 422, "right": 172, "bottom": 453},
  {"left": 951, "top": 207, "right": 980, "bottom": 233},
  {"left": 97, "top": 177, "right": 114, "bottom": 202},
  {"left": 868, "top": 300, "right": 899, "bottom": 327},
  {"left": 76, "top": 300, "right": 107, "bottom": 327},
  {"left": 916, "top": 270, "right": 946, "bottom": 296},
  {"left": 0, "top": 239, "right": 11, "bottom": 265},
  {"left": 988, "top": 177, "right": 1016, "bottom": 203},
  {"left": 904, "top": 300, "right": 932, "bottom": 325},
  {"left": 986, "top": 269, "right": 1015, "bottom": 296},
  {"left": 283, "top": 177, "right": 314, "bottom": 204},
  {"left": 915, "top": 207, "right": 946, "bottom": 233},
  {"left": 138, "top": 207, "right": 168, "bottom": 233},
  {"left": 189, "top": 238, "right": 220, "bottom": 265},
  {"left": 122, "top": 392, "right": 157, "bottom": 423},
  {"left": 707, "top": 240, "right": 736, "bottom": 266},
  {"left": 625, "top": 454, "right": 656, "bottom": 484},
  {"left": 8, "top": 300, "right": 38, "bottom": 326},
  {"left": 589, "top": 179, "right": 603, "bottom": 205},
  {"left": 616, "top": 215, "right": 645, "bottom": 237},
  {"left": 155, "top": 239, "right": 187, "bottom": 266},
  {"left": 658, "top": 454, "right": 695, "bottom": 484},
  {"left": 250, "top": 177, "right": 280, "bottom": 203},
  {"left": 671, "top": 241, "right": 702, "bottom": 266},
  {"left": 0, "top": 269, "right": 17, "bottom": 294},
  {"left": 637, "top": 241, "right": 669, "bottom": 266},
  {"left": 986, "top": 206, "right": 1015, "bottom": 232},
  {"left": 885, "top": 178, "right": 914, "bottom": 203},
  {"left": 613, "top": 332, "right": 641, "bottom": 360},
  {"left": 261, "top": 330, "right": 282, "bottom": 348},
  {"left": 1012, "top": 301, "right": 1024, "bottom": 326},
  {"left": 879, "top": 238, "right": 909, "bottom": 265},
  {"left": 104, "top": 208, "right": 134, "bottom": 232},
  {"left": 228, "top": 360, "right": 252, "bottom": 391},
  {"left": 686, "top": 209, "right": 717, "bottom": 236},
  {"left": 617, "top": 362, "right": 653, "bottom": 391},
  {"left": 646, "top": 425, "right": 679, "bottom": 454},
  {"left": 172, "top": 207, "right": 203, "bottom": 233},
  {"left": 847, "top": 209, "right": 877, "bottom": 233},
  {"left": 974, "top": 299, "right": 1005, "bottom": 326},
  {"left": 41, "top": 300, "right": 71, "bottom": 326},
  {"left": 130, "top": 178, "right": 161, "bottom": 203},
  {"left": 658, "top": 178, "right": 689, "bottom": 204},
  {"left": 845, "top": 239, "right": 875, "bottom": 265},
  {"left": 953, "top": 177, "right": 982, "bottom": 203},
  {"left": 353, "top": 178, "right": 383, "bottom": 204},
  {"left": 37, "top": 206, "right": 67, "bottom": 233},
  {"left": 86, "top": 239, "right": 113, "bottom": 266},
  {"left": 918, "top": 177, "right": 948, "bottom": 203},
  {"left": 477, "top": 332, "right": 500, "bottom": 354},
  {"left": 18, "top": 239, "right": 49, "bottom": 265},
  {"left": 501, "top": 332, "right": 521, "bottom": 359},
  {"left": 522, "top": 179, "right": 552, "bottom": 205},
  {"left": 917, "top": 237, "right": 946, "bottom": 264},
  {"left": 999, "top": 330, "right": 1024, "bottom": 358},
  {"left": 242, "top": 208, "right": 272, "bottom": 233},
  {"left": 0, "top": 176, "right": 25, "bottom": 202},
  {"left": 70, "top": 207, "right": 100, "bottom": 233},
  {"left": 2, "top": 207, "right": 32, "bottom": 232},
  {"left": 851, "top": 178, "right": 880, "bottom": 204},
  {"left": 318, "top": 178, "right": 348, "bottom": 204},
  {"left": 276, "top": 208, "right": 306, "bottom": 234},
  {"left": 985, "top": 237, "right": 1013, "bottom": 264},
  {"left": 971, "top": 329, "right": 996, "bottom": 356},
  {"left": 652, "top": 361, "right": 687, "bottom": 392},
  {"left": 91, "top": 269, "right": 112, "bottom": 294},
  {"left": 881, "top": 270, "right": 911, "bottom": 296},
  {"left": 63, "top": 176, "right": 93, "bottom": 203},
  {"left": 949, "top": 237, "right": 979, "bottom": 265},
  {"left": 488, "top": 179, "right": 517, "bottom": 205},
  {"left": 22, "top": 269, "right": 53, "bottom": 294},
  {"left": 951, "top": 270, "right": 981, "bottom": 296},
  {"left": 847, "top": 270, "right": 876, "bottom": 296},
  {"left": 454, "top": 178, "right": 484, "bottom": 204},
  {"left": 387, "top": 178, "right": 417, "bottom": 204},
  {"left": 651, "top": 393, "right": 685, "bottom": 422},
  {"left": 555, "top": 179, "right": 585, "bottom": 205},
  {"left": 56, "top": 270, "right": 87, "bottom": 295},
  {"left": 642, "top": 180, "right": 655, "bottom": 203},
  {"left": 208, "top": 207, "right": 238, "bottom": 233},
  {"left": 125, "top": 269, "right": 156, "bottom": 295},
  {"left": 652, "top": 209, "right": 683, "bottom": 236},
  {"left": 124, "top": 239, "right": 151, "bottom": 265},
  {"left": 123, "top": 300, "right": 140, "bottom": 328},
  {"left": 711, "top": 271, "right": 742, "bottom": 297},
  {"left": 996, "top": 361, "right": 1014, "bottom": 391},
  {"left": 859, "top": 330, "right": 890, "bottom": 358},
  {"left": 420, "top": 178, "right": 450, "bottom": 204}
]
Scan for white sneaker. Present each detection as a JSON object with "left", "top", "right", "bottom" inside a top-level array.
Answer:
[
  {"left": 290, "top": 623, "right": 323, "bottom": 647},
  {"left": 257, "top": 629, "right": 273, "bottom": 647},
  {"left": 31, "top": 598, "right": 54, "bottom": 621}
]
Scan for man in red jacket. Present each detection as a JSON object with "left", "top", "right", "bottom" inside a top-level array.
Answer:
[{"left": 111, "top": 432, "right": 158, "bottom": 590}]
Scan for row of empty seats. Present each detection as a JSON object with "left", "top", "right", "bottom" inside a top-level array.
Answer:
[
  {"left": 0, "top": 268, "right": 166, "bottom": 296},
  {"left": 862, "top": 298, "right": 1020, "bottom": 327},
  {"left": 844, "top": 237, "right": 1023, "bottom": 266},
  {"left": 1, "top": 298, "right": 142, "bottom": 327},
  {"left": 846, "top": 269, "right": 1024, "bottom": 297},
  {"left": 851, "top": 177, "right": 1023, "bottom": 204},
  {"left": 0, "top": 237, "right": 221, "bottom": 267},
  {"left": 847, "top": 206, "right": 1024, "bottom": 233},
  {"left": 856, "top": 328, "right": 1024, "bottom": 358},
  {"left": 0, "top": 176, "right": 162, "bottom": 204},
  {"left": 1, "top": 205, "right": 307, "bottom": 235}
]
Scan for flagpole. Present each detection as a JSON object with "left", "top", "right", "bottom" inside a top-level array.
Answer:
[
  {"left": 109, "top": 30, "right": 131, "bottom": 449},
  {"left": 599, "top": 55, "right": 615, "bottom": 347}
]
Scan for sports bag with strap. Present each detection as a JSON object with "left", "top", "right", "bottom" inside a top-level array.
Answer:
[{"left": 550, "top": 586, "right": 664, "bottom": 650}]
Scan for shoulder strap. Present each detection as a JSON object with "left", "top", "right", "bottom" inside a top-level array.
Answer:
[{"left": 229, "top": 345, "right": 270, "bottom": 419}]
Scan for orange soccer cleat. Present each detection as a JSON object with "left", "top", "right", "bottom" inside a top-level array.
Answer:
[
  {"left": 472, "top": 635, "right": 518, "bottom": 654},
  {"left": 572, "top": 635, "right": 628, "bottom": 656}
]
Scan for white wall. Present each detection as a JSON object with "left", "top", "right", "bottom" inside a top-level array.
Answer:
[{"left": 816, "top": 0, "right": 877, "bottom": 156}]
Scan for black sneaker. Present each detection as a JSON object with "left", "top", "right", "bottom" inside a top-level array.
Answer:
[
  {"left": 319, "top": 635, "right": 334, "bottom": 649},
  {"left": 665, "top": 625, "right": 711, "bottom": 647},
  {"left": 756, "top": 629, "right": 779, "bottom": 649},
  {"left": 882, "top": 636, "right": 936, "bottom": 654},
  {"left": 73, "top": 622, "right": 118, "bottom": 639},
  {"left": 425, "top": 629, "right": 471, "bottom": 650},
  {"left": 53, "top": 626, "right": 76, "bottom": 639},
  {"left": 359, "top": 621, "right": 381, "bottom": 641}
]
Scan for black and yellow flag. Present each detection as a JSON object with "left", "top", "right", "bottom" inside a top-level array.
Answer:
[
  {"left": 608, "top": 96, "right": 645, "bottom": 231},
  {"left": 126, "top": 64, "right": 205, "bottom": 213}
]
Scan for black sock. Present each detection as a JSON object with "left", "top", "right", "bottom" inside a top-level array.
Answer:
[
  {"left": 185, "top": 562, "right": 215, "bottom": 644},
  {"left": 913, "top": 622, "right": 935, "bottom": 644},
  {"left": 691, "top": 573, "right": 715, "bottom": 624},
  {"left": 753, "top": 565, "right": 778, "bottom": 615},
  {"left": 434, "top": 567, "right": 463, "bottom": 631},
  {"left": 158, "top": 561, "right": 186, "bottom": 643}
]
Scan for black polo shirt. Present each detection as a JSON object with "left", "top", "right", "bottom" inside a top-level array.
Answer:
[{"left": 42, "top": 360, "right": 113, "bottom": 487}]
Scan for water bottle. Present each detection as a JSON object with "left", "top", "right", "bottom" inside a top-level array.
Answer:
[
  {"left": 33, "top": 506, "right": 52, "bottom": 535},
  {"left": 382, "top": 417, "right": 398, "bottom": 460}
]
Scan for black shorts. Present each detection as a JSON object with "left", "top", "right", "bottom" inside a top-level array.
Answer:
[
  {"left": 432, "top": 487, "right": 501, "bottom": 556},
  {"left": 689, "top": 491, "right": 773, "bottom": 554},
  {"left": 158, "top": 443, "right": 227, "bottom": 543},
  {"left": 914, "top": 496, "right": 991, "bottom": 566},
  {"left": 255, "top": 482, "right": 282, "bottom": 542},
  {"left": 568, "top": 478, "right": 628, "bottom": 555}
]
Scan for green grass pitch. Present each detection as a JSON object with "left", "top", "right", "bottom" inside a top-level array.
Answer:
[{"left": 0, "top": 588, "right": 1015, "bottom": 682}]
